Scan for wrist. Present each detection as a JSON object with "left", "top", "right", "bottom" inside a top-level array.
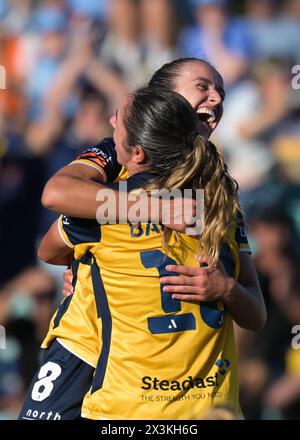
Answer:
[{"left": 223, "top": 277, "right": 237, "bottom": 305}]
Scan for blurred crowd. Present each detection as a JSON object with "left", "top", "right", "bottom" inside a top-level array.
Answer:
[{"left": 0, "top": 0, "right": 300, "bottom": 420}]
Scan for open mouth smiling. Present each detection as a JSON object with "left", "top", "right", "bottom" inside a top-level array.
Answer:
[{"left": 196, "top": 107, "right": 216, "bottom": 127}]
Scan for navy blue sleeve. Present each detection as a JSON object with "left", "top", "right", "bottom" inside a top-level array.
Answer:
[{"left": 74, "top": 138, "right": 122, "bottom": 182}]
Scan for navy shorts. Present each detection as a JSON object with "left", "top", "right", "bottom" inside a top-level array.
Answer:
[{"left": 18, "top": 340, "right": 95, "bottom": 420}]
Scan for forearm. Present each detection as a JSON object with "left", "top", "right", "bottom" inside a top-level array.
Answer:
[
  {"left": 42, "top": 171, "right": 195, "bottom": 230},
  {"left": 42, "top": 174, "right": 143, "bottom": 222},
  {"left": 223, "top": 278, "right": 267, "bottom": 331},
  {"left": 42, "top": 174, "right": 105, "bottom": 218}
]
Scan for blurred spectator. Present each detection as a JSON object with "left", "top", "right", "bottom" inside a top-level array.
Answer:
[
  {"left": 97, "top": 0, "right": 142, "bottom": 87},
  {"left": 214, "top": 57, "right": 300, "bottom": 218},
  {"left": 178, "top": 0, "right": 252, "bottom": 86},
  {"left": 0, "top": 267, "right": 56, "bottom": 419},
  {"left": 245, "top": 0, "right": 300, "bottom": 61},
  {"left": 68, "top": 0, "right": 108, "bottom": 20},
  {"left": 0, "top": 0, "right": 32, "bottom": 35},
  {"left": 263, "top": 344, "right": 300, "bottom": 419},
  {"left": 236, "top": 208, "right": 300, "bottom": 419},
  {"left": 139, "top": 0, "right": 179, "bottom": 79},
  {"left": 0, "top": 151, "right": 44, "bottom": 284},
  {"left": 97, "top": 0, "right": 178, "bottom": 88},
  {"left": 25, "top": 5, "right": 69, "bottom": 120},
  {"left": 284, "top": 0, "right": 300, "bottom": 19}
]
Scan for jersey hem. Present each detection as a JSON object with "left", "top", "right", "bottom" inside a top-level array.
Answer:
[{"left": 56, "top": 338, "right": 97, "bottom": 368}]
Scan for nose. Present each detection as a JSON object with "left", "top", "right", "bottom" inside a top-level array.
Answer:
[
  {"left": 208, "top": 88, "right": 222, "bottom": 106},
  {"left": 110, "top": 115, "right": 116, "bottom": 129}
]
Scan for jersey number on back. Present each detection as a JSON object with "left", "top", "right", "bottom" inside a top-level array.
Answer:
[{"left": 141, "top": 250, "right": 226, "bottom": 334}]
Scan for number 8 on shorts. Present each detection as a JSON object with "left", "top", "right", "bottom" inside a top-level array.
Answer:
[{"left": 31, "top": 362, "right": 62, "bottom": 402}]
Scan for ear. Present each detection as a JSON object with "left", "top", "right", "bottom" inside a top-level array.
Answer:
[{"left": 132, "top": 145, "right": 146, "bottom": 164}]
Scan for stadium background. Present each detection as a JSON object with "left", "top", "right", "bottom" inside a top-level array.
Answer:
[{"left": 0, "top": 0, "right": 300, "bottom": 420}]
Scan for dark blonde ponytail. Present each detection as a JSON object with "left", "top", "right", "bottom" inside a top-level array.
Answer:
[{"left": 194, "top": 138, "right": 240, "bottom": 264}]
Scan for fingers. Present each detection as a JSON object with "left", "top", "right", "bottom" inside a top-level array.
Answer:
[
  {"left": 63, "top": 269, "right": 73, "bottom": 297},
  {"left": 63, "top": 269, "right": 73, "bottom": 284},
  {"left": 160, "top": 275, "right": 202, "bottom": 286},
  {"left": 163, "top": 284, "right": 204, "bottom": 295},
  {"left": 165, "top": 265, "right": 200, "bottom": 277},
  {"left": 62, "top": 288, "right": 73, "bottom": 298},
  {"left": 170, "top": 294, "right": 204, "bottom": 302},
  {"left": 160, "top": 276, "right": 187, "bottom": 285}
]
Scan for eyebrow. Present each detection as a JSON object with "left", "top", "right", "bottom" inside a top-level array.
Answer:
[{"left": 195, "top": 77, "right": 226, "bottom": 101}]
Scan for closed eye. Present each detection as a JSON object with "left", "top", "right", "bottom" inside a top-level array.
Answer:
[{"left": 197, "top": 83, "right": 209, "bottom": 91}]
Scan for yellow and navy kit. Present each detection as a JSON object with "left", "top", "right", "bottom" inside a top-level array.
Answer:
[
  {"left": 70, "top": 137, "right": 127, "bottom": 183},
  {"left": 44, "top": 166, "right": 250, "bottom": 420}
]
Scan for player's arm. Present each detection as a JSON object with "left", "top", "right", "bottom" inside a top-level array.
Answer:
[
  {"left": 42, "top": 143, "right": 197, "bottom": 227},
  {"left": 222, "top": 215, "right": 266, "bottom": 330},
  {"left": 38, "top": 219, "right": 73, "bottom": 266},
  {"left": 42, "top": 165, "right": 154, "bottom": 221},
  {"left": 221, "top": 252, "right": 266, "bottom": 330},
  {"left": 42, "top": 163, "right": 109, "bottom": 218}
]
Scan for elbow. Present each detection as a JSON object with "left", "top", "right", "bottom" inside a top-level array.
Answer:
[
  {"left": 255, "top": 301, "right": 268, "bottom": 331},
  {"left": 247, "top": 309, "right": 267, "bottom": 332},
  {"left": 251, "top": 319, "right": 266, "bottom": 332},
  {"left": 41, "top": 177, "right": 63, "bottom": 212},
  {"left": 37, "top": 246, "right": 51, "bottom": 264},
  {"left": 258, "top": 309, "right": 268, "bottom": 331},
  {"left": 37, "top": 241, "right": 56, "bottom": 264}
]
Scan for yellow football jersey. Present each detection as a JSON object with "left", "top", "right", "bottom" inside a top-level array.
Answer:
[{"left": 49, "top": 169, "right": 251, "bottom": 420}]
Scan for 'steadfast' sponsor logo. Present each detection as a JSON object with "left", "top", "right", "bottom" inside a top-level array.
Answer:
[
  {"left": 141, "top": 374, "right": 219, "bottom": 391},
  {"left": 141, "top": 358, "right": 231, "bottom": 391}
]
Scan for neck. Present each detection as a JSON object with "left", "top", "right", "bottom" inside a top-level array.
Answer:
[{"left": 127, "top": 162, "right": 151, "bottom": 177}]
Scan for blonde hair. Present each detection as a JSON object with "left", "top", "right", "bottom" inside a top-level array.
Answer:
[{"left": 143, "top": 135, "right": 240, "bottom": 265}]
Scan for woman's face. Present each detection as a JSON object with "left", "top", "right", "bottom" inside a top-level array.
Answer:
[
  {"left": 110, "top": 96, "right": 134, "bottom": 168},
  {"left": 173, "top": 62, "right": 225, "bottom": 138}
]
